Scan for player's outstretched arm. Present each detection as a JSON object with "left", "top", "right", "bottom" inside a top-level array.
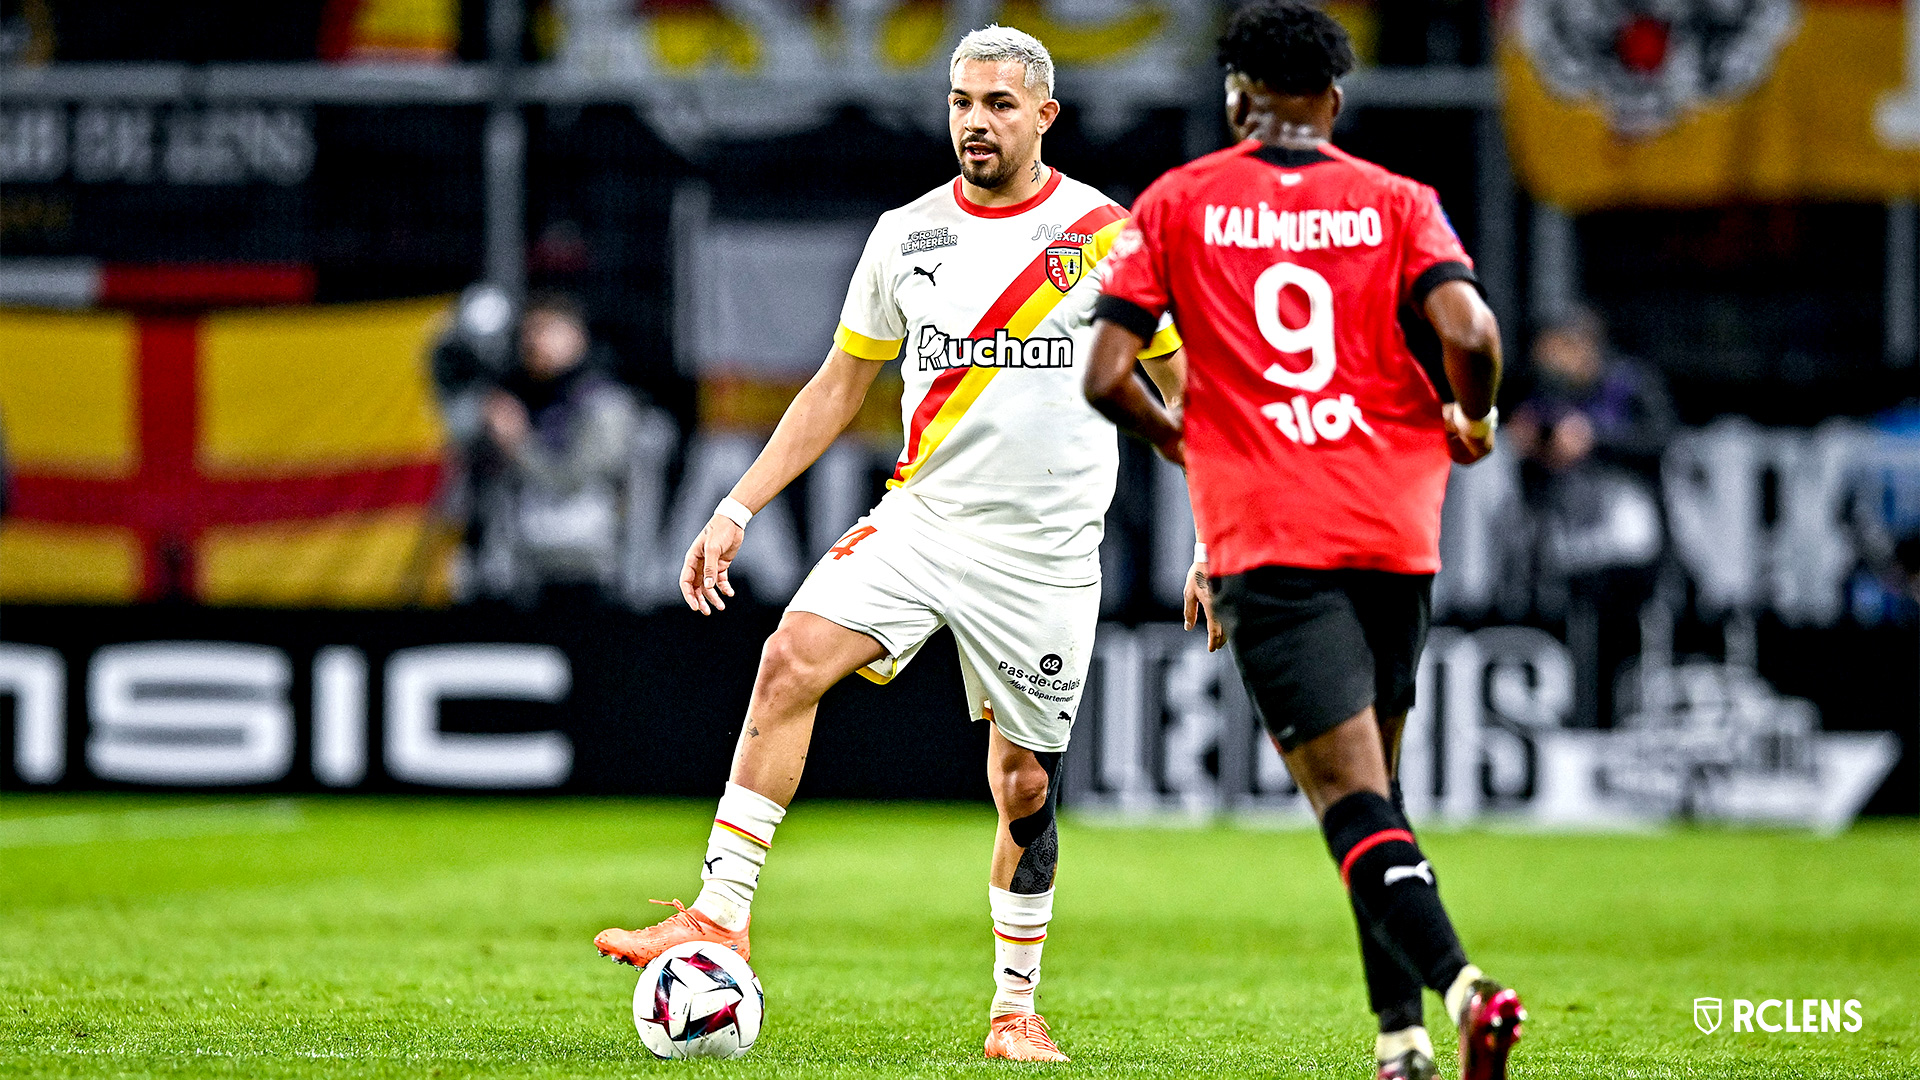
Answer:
[
  {"left": 1140, "top": 347, "right": 1222, "bottom": 649},
  {"left": 680, "top": 346, "right": 886, "bottom": 615},
  {"left": 1424, "top": 279, "right": 1503, "bottom": 465},
  {"left": 1084, "top": 321, "right": 1184, "bottom": 465}
]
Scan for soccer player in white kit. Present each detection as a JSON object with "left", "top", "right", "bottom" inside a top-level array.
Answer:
[{"left": 593, "top": 26, "right": 1181, "bottom": 1061}]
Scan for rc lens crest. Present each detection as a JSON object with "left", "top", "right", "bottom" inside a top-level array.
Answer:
[
  {"left": 1694, "top": 998, "right": 1722, "bottom": 1035},
  {"left": 1045, "top": 245, "right": 1084, "bottom": 291}
]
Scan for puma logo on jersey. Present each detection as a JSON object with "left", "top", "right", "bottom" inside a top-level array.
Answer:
[
  {"left": 1260, "top": 393, "right": 1375, "bottom": 445},
  {"left": 1205, "top": 203, "right": 1383, "bottom": 252},
  {"left": 916, "top": 325, "right": 1074, "bottom": 370},
  {"left": 913, "top": 263, "right": 941, "bottom": 286},
  {"left": 1384, "top": 861, "right": 1433, "bottom": 887}
]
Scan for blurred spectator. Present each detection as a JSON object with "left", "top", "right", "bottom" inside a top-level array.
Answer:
[
  {"left": 464, "top": 290, "right": 648, "bottom": 606},
  {"left": 1505, "top": 305, "right": 1677, "bottom": 724},
  {"left": 1509, "top": 305, "right": 1676, "bottom": 480},
  {"left": 1508, "top": 310, "right": 1675, "bottom": 574}
]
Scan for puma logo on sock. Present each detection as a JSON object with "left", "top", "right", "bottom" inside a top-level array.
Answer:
[
  {"left": 703, "top": 856, "right": 721, "bottom": 873},
  {"left": 1003, "top": 966, "right": 1037, "bottom": 983},
  {"left": 1384, "top": 861, "right": 1433, "bottom": 887}
]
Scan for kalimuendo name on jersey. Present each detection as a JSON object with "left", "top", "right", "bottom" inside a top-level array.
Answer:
[
  {"left": 916, "top": 326, "right": 1074, "bottom": 370},
  {"left": 1204, "top": 203, "right": 1383, "bottom": 251}
]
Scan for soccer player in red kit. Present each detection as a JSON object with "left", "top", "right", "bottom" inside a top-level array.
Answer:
[{"left": 1082, "top": 4, "right": 1524, "bottom": 1079}]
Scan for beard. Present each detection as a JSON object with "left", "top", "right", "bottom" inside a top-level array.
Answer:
[{"left": 956, "top": 139, "right": 1023, "bottom": 190}]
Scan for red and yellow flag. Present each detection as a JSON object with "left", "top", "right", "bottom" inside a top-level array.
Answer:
[
  {"left": 320, "top": 0, "right": 458, "bottom": 63},
  {"left": 1503, "top": 0, "right": 1920, "bottom": 208},
  {"left": 0, "top": 299, "right": 453, "bottom": 607}
]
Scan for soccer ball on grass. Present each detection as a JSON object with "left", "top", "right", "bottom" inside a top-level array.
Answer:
[{"left": 632, "top": 940, "right": 764, "bottom": 1059}]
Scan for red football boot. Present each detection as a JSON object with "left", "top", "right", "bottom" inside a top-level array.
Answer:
[{"left": 1457, "top": 978, "right": 1525, "bottom": 1080}]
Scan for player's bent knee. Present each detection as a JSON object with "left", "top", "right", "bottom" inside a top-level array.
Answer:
[
  {"left": 753, "top": 631, "right": 833, "bottom": 708},
  {"left": 1004, "top": 750, "right": 1062, "bottom": 849},
  {"left": 1286, "top": 708, "right": 1391, "bottom": 814},
  {"left": 998, "top": 763, "right": 1050, "bottom": 817},
  {"left": 993, "top": 747, "right": 1056, "bottom": 815}
]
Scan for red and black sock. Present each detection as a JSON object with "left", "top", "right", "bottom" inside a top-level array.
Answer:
[
  {"left": 1356, "top": 901, "right": 1425, "bottom": 1032},
  {"left": 1360, "top": 777, "right": 1424, "bottom": 1033},
  {"left": 1321, "top": 790, "right": 1467, "bottom": 995}
]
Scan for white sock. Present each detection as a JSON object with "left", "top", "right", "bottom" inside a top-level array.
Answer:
[
  {"left": 1444, "top": 964, "right": 1485, "bottom": 1027},
  {"left": 690, "top": 781, "right": 786, "bottom": 932},
  {"left": 1376, "top": 1026, "right": 1433, "bottom": 1064},
  {"left": 989, "top": 886, "right": 1053, "bottom": 1018}
]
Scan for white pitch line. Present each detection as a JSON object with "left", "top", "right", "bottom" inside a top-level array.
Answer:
[{"left": 0, "top": 801, "right": 305, "bottom": 848}]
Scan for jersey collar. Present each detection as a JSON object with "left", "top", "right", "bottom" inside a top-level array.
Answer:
[
  {"left": 1249, "top": 142, "right": 1335, "bottom": 169},
  {"left": 951, "top": 167, "right": 1064, "bottom": 219}
]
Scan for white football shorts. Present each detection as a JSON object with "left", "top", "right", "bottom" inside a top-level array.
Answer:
[{"left": 784, "top": 503, "right": 1099, "bottom": 754}]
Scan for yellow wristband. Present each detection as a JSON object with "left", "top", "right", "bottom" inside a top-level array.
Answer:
[{"left": 1465, "top": 406, "right": 1499, "bottom": 441}]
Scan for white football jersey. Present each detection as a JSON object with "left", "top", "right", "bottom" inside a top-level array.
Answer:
[{"left": 833, "top": 170, "right": 1180, "bottom": 585}]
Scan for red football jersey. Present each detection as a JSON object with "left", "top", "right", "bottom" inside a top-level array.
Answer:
[{"left": 1098, "top": 139, "right": 1477, "bottom": 576}]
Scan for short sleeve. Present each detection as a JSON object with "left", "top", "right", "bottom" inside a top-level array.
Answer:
[
  {"left": 1399, "top": 184, "right": 1478, "bottom": 309},
  {"left": 1093, "top": 178, "right": 1178, "bottom": 340},
  {"left": 1138, "top": 314, "right": 1181, "bottom": 360},
  {"left": 833, "top": 216, "right": 907, "bottom": 360}
]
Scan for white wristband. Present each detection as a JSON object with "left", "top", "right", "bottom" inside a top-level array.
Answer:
[
  {"left": 1194, "top": 541, "right": 1208, "bottom": 562},
  {"left": 715, "top": 497, "right": 753, "bottom": 531}
]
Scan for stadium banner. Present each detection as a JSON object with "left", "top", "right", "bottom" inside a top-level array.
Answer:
[
  {"left": 0, "top": 603, "right": 1908, "bottom": 826},
  {"left": 1064, "top": 622, "right": 1902, "bottom": 831},
  {"left": 0, "top": 300, "right": 455, "bottom": 608},
  {"left": 0, "top": 602, "right": 988, "bottom": 800},
  {"left": 1501, "top": 0, "right": 1920, "bottom": 208}
]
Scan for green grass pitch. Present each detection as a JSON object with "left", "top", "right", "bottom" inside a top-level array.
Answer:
[{"left": 2, "top": 796, "right": 1915, "bottom": 1078}]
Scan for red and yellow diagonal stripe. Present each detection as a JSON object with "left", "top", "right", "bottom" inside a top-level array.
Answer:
[
  {"left": 0, "top": 299, "right": 453, "bottom": 606},
  {"left": 715, "top": 819, "right": 772, "bottom": 848},
  {"left": 889, "top": 204, "right": 1130, "bottom": 488}
]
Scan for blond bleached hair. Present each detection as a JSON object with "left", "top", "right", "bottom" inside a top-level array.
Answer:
[{"left": 950, "top": 25, "right": 1056, "bottom": 100}]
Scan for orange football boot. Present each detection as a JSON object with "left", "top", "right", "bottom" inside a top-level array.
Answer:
[
  {"left": 594, "top": 898, "right": 750, "bottom": 967},
  {"left": 985, "top": 1012, "right": 1070, "bottom": 1062}
]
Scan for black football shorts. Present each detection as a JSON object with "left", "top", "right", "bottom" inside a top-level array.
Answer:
[{"left": 1210, "top": 566, "right": 1433, "bottom": 752}]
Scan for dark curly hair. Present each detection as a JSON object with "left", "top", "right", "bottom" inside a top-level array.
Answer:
[{"left": 1217, "top": 0, "right": 1355, "bottom": 96}]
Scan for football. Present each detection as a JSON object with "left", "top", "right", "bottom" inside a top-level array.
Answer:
[{"left": 632, "top": 941, "right": 764, "bottom": 1059}]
